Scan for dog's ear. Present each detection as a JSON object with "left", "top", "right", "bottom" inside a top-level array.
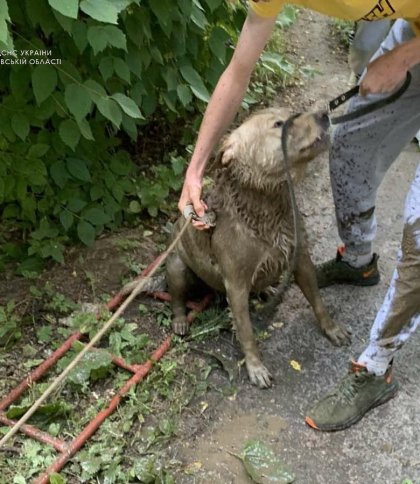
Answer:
[{"left": 217, "top": 138, "right": 236, "bottom": 165}]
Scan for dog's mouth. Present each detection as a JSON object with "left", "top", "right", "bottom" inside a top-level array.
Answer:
[{"left": 299, "top": 131, "right": 329, "bottom": 153}]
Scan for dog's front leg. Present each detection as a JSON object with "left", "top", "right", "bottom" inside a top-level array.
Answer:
[
  {"left": 167, "top": 252, "right": 192, "bottom": 336},
  {"left": 225, "top": 280, "right": 273, "bottom": 388},
  {"left": 294, "top": 246, "right": 350, "bottom": 345}
]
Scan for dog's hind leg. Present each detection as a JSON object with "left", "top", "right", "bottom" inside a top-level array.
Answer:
[
  {"left": 166, "top": 252, "right": 195, "bottom": 336},
  {"left": 294, "top": 246, "right": 351, "bottom": 346},
  {"left": 225, "top": 279, "right": 273, "bottom": 388}
]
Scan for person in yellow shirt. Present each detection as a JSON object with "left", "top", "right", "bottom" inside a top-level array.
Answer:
[{"left": 178, "top": 0, "right": 420, "bottom": 430}]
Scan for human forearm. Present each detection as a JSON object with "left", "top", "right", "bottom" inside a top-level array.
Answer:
[
  {"left": 361, "top": 35, "right": 420, "bottom": 95},
  {"left": 186, "top": 11, "right": 276, "bottom": 182},
  {"left": 395, "top": 35, "right": 420, "bottom": 70},
  {"left": 186, "top": 65, "right": 250, "bottom": 181},
  {"left": 178, "top": 11, "right": 276, "bottom": 222}
]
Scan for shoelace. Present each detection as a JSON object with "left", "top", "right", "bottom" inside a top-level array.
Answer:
[{"left": 332, "top": 371, "right": 369, "bottom": 404}]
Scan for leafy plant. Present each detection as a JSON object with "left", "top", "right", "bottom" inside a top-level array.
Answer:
[
  {"left": 331, "top": 18, "right": 355, "bottom": 48},
  {"left": 0, "top": 0, "right": 247, "bottom": 268},
  {"left": 0, "top": 300, "right": 21, "bottom": 346}
]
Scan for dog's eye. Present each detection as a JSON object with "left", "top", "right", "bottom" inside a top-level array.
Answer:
[{"left": 273, "top": 120, "right": 284, "bottom": 128}]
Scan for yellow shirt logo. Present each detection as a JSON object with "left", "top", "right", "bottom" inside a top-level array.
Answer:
[{"left": 362, "top": 1, "right": 396, "bottom": 21}]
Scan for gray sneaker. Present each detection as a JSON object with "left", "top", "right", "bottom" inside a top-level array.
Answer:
[{"left": 305, "top": 362, "right": 398, "bottom": 431}]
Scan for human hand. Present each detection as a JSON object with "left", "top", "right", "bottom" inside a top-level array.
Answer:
[
  {"left": 178, "top": 173, "right": 210, "bottom": 230},
  {"left": 360, "top": 49, "right": 407, "bottom": 96}
]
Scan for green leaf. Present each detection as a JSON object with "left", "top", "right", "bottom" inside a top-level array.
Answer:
[
  {"left": 191, "top": 5, "right": 208, "bottom": 30},
  {"left": 0, "top": 0, "right": 10, "bottom": 46},
  {"left": 32, "top": 65, "right": 57, "bottom": 105},
  {"left": 82, "top": 206, "right": 111, "bottom": 225},
  {"left": 128, "top": 200, "right": 141, "bottom": 214},
  {"left": 67, "top": 197, "right": 87, "bottom": 213},
  {"left": 11, "top": 113, "right": 30, "bottom": 141},
  {"left": 260, "top": 52, "right": 294, "bottom": 76},
  {"left": 77, "top": 220, "right": 95, "bottom": 246},
  {"left": 50, "top": 160, "right": 69, "bottom": 188},
  {"left": 7, "top": 402, "right": 72, "bottom": 420},
  {"left": 66, "top": 158, "right": 91, "bottom": 182},
  {"left": 65, "top": 84, "right": 92, "bottom": 122},
  {"left": 80, "top": 0, "right": 119, "bottom": 24},
  {"left": 49, "top": 473, "right": 67, "bottom": 484},
  {"left": 180, "top": 64, "right": 209, "bottom": 102},
  {"left": 96, "top": 97, "right": 122, "bottom": 128},
  {"left": 28, "top": 144, "right": 50, "bottom": 158},
  {"left": 149, "top": 1, "right": 171, "bottom": 26},
  {"left": 0, "top": 0, "right": 11, "bottom": 45},
  {"left": 60, "top": 211, "right": 74, "bottom": 231},
  {"left": 209, "top": 26, "right": 230, "bottom": 63},
  {"left": 77, "top": 119, "right": 94, "bottom": 141},
  {"left": 177, "top": 84, "right": 192, "bottom": 107},
  {"left": 113, "top": 57, "right": 130, "bottom": 83},
  {"left": 59, "top": 119, "right": 80, "bottom": 150},
  {"left": 63, "top": 346, "right": 112, "bottom": 383},
  {"left": 240, "top": 441, "right": 295, "bottom": 484},
  {"left": 132, "top": 456, "right": 157, "bottom": 483},
  {"left": 99, "top": 56, "right": 114, "bottom": 81},
  {"left": 86, "top": 25, "right": 108, "bottom": 55},
  {"left": 84, "top": 79, "right": 107, "bottom": 102},
  {"left": 104, "top": 25, "right": 126, "bottom": 50},
  {"left": 72, "top": 21, "right": 88, "bottom": 53},
  {"left": 121, "top": 115, "right": 137, "bottom": 141},
  {"left": 204, "top": 0, "right": 222, "bottom": 12},
  {"left": 111, "top": 93, "right": 143, "bottom": 119},
  {"left": 48, "top": 0, "right": 78, "bottom": 19}
]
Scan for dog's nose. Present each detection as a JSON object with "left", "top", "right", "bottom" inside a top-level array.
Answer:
[{"left": 316, "top": 111, "right": 331, "bottom": 129}]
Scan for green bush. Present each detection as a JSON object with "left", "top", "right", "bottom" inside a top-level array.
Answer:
[{"left": 0, "top": 0, "right": 247, "bottom": 269}]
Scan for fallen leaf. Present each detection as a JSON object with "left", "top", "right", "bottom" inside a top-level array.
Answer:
[
  {"left": 240, "top": 440, "right": 295, "bottom": 483},
  {"left": 200, "top": 401, "right": 209, "bottom": 414},
  {"left": 184, "top": 461, "right": 202, "bottom": 475},
  {"left": 290, "top": 360, "right": 301, "bottom": 372}
]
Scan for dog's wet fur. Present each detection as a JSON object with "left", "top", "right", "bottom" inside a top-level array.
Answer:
[
  {"left": 120, "top": 108, "right": 349, "bottom": 387},
  {"left": 165, "top": 108, "right": 350, "bottom": 388}
]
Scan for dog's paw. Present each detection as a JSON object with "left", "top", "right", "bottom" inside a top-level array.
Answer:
[
  {"left": 172, "top": 316, "right": 189, "bottom": 336},
  {"left": 246, "top": 358, "right": 273, "bottom": 388},
  {"left": 324, "top": 323, "right": 351, "bottom": 346}
]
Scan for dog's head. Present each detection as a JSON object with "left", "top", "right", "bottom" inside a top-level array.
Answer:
[{"left": 216, "top": 107, "right": 330, "bottom": 189}]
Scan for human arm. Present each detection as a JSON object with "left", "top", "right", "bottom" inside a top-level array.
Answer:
[
  {"left": 178, "top": 10, "right": 277, "bottom": 228},
  {"left": 360, "top": 35, "right": 420, "bottom": 96}
]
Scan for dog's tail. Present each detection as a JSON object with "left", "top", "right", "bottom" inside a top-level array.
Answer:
[{"left": 120, "top": 273, "right": 167, "bottom": 296}]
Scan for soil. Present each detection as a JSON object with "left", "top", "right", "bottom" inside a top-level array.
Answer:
[{"left": 1, "top": 9, "right": 420, "bottom": 484}]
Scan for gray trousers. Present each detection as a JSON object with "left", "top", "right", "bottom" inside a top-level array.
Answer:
[{"left": 330, "top": 20, "right": 420, "bottom": 373}]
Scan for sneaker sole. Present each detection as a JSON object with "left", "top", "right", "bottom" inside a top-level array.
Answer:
[
  {"left": 305, "top": 381, "right": 398, "bottom": 431},
  {"left": 318, "top": 273, "right": 380, "bottom": 289}
]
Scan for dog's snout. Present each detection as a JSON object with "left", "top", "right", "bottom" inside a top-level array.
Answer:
[{"left": 316, "top": 111, "right": 330, "bottom": 129}]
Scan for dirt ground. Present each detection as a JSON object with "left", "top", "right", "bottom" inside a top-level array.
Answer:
[
  {"left": 1, "top": 9, "right": 420, "bottom": 484},
  {"left": 176, "top": 10, "right": 420, "bottom": 484}
]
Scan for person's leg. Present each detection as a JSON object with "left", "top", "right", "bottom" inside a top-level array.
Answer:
[
  {"left": 358, "top": 164, "right": 420, "bottom": 374},
  {"left": 317, "top": 20, "right": 420, "bottom": 287},
  {"left": 306, "top": 165, "right": 420, "bottom": 431}
]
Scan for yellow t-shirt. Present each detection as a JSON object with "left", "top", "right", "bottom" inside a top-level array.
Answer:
[{"left": 250, "top": 1, "right": 420, "bottom": 35}]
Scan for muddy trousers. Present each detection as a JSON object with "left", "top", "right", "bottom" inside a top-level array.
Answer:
[{"left": 330, "top": 20, "right": 420, "bottom": 375}]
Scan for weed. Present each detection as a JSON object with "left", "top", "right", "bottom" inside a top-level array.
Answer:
[
  {"left": 331, "top": 18, "right": 355, "bottom": 48},
  {"left": 0, "top": 301, "right": 21, "bottom": 347}
]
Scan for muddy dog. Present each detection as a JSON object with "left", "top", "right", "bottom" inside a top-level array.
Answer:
[
  {"left": 163, "top": 107, "right": 350, "bottom": 388},
  {"left": 124, "top": 108, "right": 350, "bottom": 387}
]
